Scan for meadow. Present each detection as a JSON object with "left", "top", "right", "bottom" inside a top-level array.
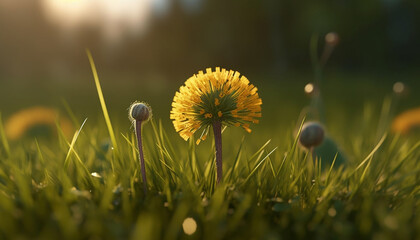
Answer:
[{"left": 0, "top": 60, "right": 419, "bottom": 240}]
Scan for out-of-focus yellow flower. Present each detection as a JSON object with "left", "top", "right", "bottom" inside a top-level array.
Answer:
[
  {"left": 170, "top": 67, "right": 262, "bottom": 143},
  {"left": 4, "top": 106, "right": 73, "bottom": 140},
  {"left": 392, "top": 107, "right": 420, "bottom": 134}
]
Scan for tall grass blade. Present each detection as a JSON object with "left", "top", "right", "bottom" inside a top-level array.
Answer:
[
  {"left": 86, "top": 49, "right": 118, "bottom": 153},
  {"left": 325, "top": 153, "right": 338, "bottom": 184}
]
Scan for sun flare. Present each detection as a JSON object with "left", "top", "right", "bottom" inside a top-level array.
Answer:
[{"left": 41, "top": 0, "right": 155, "bottom": 42}]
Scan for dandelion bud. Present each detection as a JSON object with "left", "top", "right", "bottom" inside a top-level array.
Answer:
[
  {"left": 299, "top": 122, "right": 325, "bottom": 149},
  {"left": 325, "top": 32, "right": 340, "bottom": 46},
  {"left": 128, "top": 101, "right": 152, "bottom": 194},
  {"left": 129, "top": 102, "right": 152, "bottom": 122}
]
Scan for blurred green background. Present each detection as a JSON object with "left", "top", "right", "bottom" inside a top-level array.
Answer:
[
  {"left": 1, "top": 3, "right": 419, "bottom": 239},
  {"left": 0, "top": 0, "right": 419, "bottom": 132}
]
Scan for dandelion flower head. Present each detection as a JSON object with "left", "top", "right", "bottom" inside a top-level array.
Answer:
[
  {"left": 170, "top": 67, "right": 262, "bottom": 143},
  {"left": 392, "top": 107, "right": 420, "bottom": 134}
]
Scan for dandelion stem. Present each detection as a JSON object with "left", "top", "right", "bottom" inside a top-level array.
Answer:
[
  {"left": 310, "top": 147, "right": 316, "bottom": 182},
  {"left": 135, "top": 120, "right": 148, "bottom": 194},
  {"left": 213, "top": 121, "right": 223, "bottom": 184}
]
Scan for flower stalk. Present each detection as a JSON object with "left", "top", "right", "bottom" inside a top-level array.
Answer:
[
  {"left": 212, "top": 121, "right": 223, "bottom": 184},
  {"left": 135, "top": 120, "right": 148, "bottom": 194},
  {"left": 129, "top": 102, "right": 152, "bottom": 194},
  {"left": 170, "top": 67, "right": 262, "bottom": 186}
]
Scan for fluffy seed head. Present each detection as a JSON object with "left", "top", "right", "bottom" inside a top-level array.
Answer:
[
  {"left": 299, "top": 122, "right": 325, "bottom": 149},
  {"left": 129, "top": 102, "right": 152, "bottom": 122},
  {"left": 170, "top": 67, "right": 262, "bottom": 141}
]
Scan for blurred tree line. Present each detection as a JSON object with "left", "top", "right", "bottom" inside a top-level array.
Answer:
[
  {"left": 132, "top": 0, "right": 420, "bottom": 75},
  {"left": 0, "top": 0, "right": 419, "bottom": 81}
]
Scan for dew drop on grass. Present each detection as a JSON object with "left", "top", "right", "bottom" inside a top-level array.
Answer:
[{"left": 91, "top": 172, "right": 102, "bottom": 178}]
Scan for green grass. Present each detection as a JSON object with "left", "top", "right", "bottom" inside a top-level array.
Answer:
[
  {"left": 0, "top": 104, "right": 419, "bottom": 239},
  {"left": 0, "top": 63, "right": 419, "bottom": 239}
]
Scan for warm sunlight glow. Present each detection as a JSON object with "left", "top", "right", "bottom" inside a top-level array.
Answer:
[{"left": 41, "top": 0, "right": 155, "bottom": 43}]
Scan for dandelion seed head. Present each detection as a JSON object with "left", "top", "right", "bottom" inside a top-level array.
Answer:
[
  {"left": 170, "top": 67, "right": 262, "bottom": 141},
  {"left": 91, "top": 172, "right": 102, "bottom": 178}
]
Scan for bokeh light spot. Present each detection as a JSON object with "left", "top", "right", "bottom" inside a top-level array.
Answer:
[
  {"left": 325, "top": 32, "right": 339, "bottom": 45},
  {"left": 393, "top": 82, "right": 405, "bottom": 94},
  {"left": 328, "top": 207, "right": 337, "bottom": 217},
  {"left": 304, "top": 83, "right": 314, "bottom": 94},
  {"left": 182, "top": 217, "right": 197, "bottom": 235}
]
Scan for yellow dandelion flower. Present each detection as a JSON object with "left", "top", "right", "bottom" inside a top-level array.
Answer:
[
  {"left": 170, "top": 67, "right": 262, "bottom": 141},
  {"left": 4, "top": 106, "right": 73, "bottom": 141},
  {"left": 171, "top": 67, "right": 263, "bottom": 184},
  {"left": 392, "top": 107, "right": 420, "bottom": 134}
]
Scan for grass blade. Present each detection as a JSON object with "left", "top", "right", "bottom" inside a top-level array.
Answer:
[
  {"left": 86, "top": 49, "right": 118, "bottom": 153},
  {"left": 64, "top": 118, "right": 88, "bottom": 167},
  {"left": 243, "top": 147, "right": 278, "bottom": 184},
  {"left": 349, "top": 133, "right": 387, "bottom": 177},
  {"left": 227, "top": 136, "right": 245, "bottom": 182}
]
